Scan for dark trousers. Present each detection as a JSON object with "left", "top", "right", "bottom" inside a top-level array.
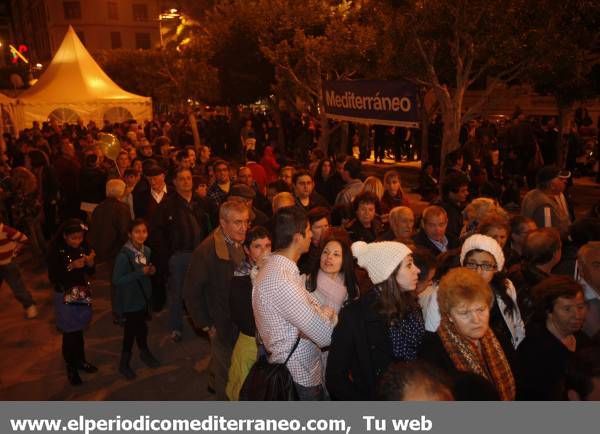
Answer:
[
  {"left": 294, "top": 382, "right": 325, "bottom": 401},
  {"left": 122, "top": 310, "right": 149, "bottom": 353},
  {"left": 0, "top": 262, "right": 34, "bottom": 308},
  {"left": 62, "top": 330, "right": 85, "bottom": 366}
]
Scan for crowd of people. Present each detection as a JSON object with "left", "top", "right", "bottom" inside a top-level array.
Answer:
[{"left": 0, "top": 109, "right": 599, "bottom": 401}]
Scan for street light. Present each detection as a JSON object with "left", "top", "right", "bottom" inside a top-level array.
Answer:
[{"left": 159, "top": 8, "right": 181, "bottom": 47}]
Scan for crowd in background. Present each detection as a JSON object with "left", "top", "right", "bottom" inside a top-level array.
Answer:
[{"left": 0, "top": 106, "right": 599, "bottom": 400}]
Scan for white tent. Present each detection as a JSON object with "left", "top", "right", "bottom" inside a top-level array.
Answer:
[
  {"left": 16, "top": 26, "right": 152, "bottom": 130},
  {"left": 0, "top": 92, "right": 18, "bottom": 134}
]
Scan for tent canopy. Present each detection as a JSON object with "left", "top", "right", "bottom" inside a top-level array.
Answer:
[{"left": 16, "top": 25, "right": 151, "bottom": 129}]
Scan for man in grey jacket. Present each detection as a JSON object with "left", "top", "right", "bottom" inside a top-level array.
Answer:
[{"left": 521, "top": 166, "right": 572, "bottom": 240}]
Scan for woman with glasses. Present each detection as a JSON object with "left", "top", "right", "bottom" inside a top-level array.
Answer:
[
  {"left": 421, "top": 234, "right": 525, "bottom": 370},
  {"left": 418, "top": 267, "right": 516, "bottom": 400}
]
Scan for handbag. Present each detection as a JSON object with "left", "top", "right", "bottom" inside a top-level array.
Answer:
[
  {"left": 239, "top": 336, "right": 301, "bottom": 401},
  {"left": 63, "top": 285, "right": 92, "bottom": 305}
]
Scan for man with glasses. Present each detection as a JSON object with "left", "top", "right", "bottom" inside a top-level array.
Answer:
[
  {"left": 207, "top": 160, "right": 232, "bottom": 211},
  {"left": 183, "top": 200, "right": 248, "bottom": 399}
]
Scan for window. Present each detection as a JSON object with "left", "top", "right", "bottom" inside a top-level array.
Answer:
[
  {"left": 132, "top": 4, "right": 148, "bottom": 21},
  {"left": 63, "top": 1, "right": 81, "bottom": 20},
  {"left": 76, "top": 30, "right": 85, "bottom": 45},
  {"left": 135, "top": 32, "right": 151, "bottom": 49},
  {"left": 107, "top": 1, "right": 118, "bottom": 20},
  {"left": 110, "top": 32, "right": 122, "bottom": 49}
]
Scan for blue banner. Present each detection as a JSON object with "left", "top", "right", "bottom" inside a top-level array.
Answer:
[{"left": 322, "top": 80, "right": 420, "bottom": 127}]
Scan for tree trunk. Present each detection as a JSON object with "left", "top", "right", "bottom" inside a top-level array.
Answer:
[
  {"left": 439, "top": 106, "right": 462, "bottom": 178},
  {"left": 188, "top": 111, "right": 201, "bottom": 150},
  {"left": 318, "top": 111, "right": 331, "bottom": 154},
  {"left": 556, "top": 104, "right": 573, "bottom": 169}
]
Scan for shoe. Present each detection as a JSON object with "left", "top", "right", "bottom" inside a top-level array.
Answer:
[
  {"left": 78, "top": 361, "right": 98, "bottom": 374},
  {"left": 67, "top": 365, "right": 82, "bottom": 386},
  {"left": 207, "top": 386, "right": 216, "bottom": 395},
  {"left": 170, "top": 330, "right": 182, "bottom": 343},
  {"left": 25, "top": 305, "right": 38, "bottom": 319},
  {"left": 139, "top": 349, "right": 161, "bottom": 368},
  {"left": 119, "top": 352, "right": 136, "bottom": 380}
]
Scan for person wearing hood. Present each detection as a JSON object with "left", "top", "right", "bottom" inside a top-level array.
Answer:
[
  {"left": 326, "top": 240, "right": 423, "bottom": 400},
  {"left": 112, "top": 219, "right": 160, "bottom": 380}
]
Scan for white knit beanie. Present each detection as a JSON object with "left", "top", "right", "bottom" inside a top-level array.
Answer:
[
  {"left": 351, "top": 241, "right": 412, "bottom": 284},
  {"left": 460, "top": 234, "right": 505, "bottom": 270}
]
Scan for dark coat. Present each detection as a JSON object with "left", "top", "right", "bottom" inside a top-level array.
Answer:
[
  {"left": 47, "top": 240, "right": 95, "bottom": 292},
  {"left": 87, "top": 197, "right": 131, "bottom": 264},
  {"left": 132, "top": 182, "right": 167, "bottom": 220},
  {"left": 229, "top": 274, "right": 256, "bottom": 337},
  {"left": 517, "top": 325, "right": 591, "bottom": 400},
  {"left": 79, "top": 166, "right": 107, "bottom": 204},
  {"left": 149, "top": 192, "right": 211, "bottom": 275},
  {"left": 345, "top": 217, "right": 383, "bottom": 244},
  {"left": 112, "top": 244, "right": 152, "bottom": 315},
  {"left": 295, "top": 191, "right": 331, "bottom": 212},
  {"left": 434, "top": 198, "right": 464, "bottom": 240},
  {"left": 182, "top": 227, "right": 245, "bottom": 347},
  {"left": 326, "top": 291, "right": 394, "bottom": 400},
  {"left": 412, "top": 229, "right": 459, "bottom": 257}
]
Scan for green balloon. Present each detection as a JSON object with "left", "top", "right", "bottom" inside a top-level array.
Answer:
[{"left": 97, "top": 133, "right": 121, "bottom": 160}]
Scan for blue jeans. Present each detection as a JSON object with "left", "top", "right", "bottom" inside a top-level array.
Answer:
[
  {"left": 0, "top": 262, "right": 34, "bottom": 308},
  {"left": 168, "top": 251, "right": 192, "bottom": 333}
]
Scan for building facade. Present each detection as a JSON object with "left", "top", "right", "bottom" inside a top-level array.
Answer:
[{"left": 9, "top": 0, "right": 164, "bottom": 62}]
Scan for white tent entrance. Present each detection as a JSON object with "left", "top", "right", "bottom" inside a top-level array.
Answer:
[{"left": 16, "top": 26, "right": 152, "bottom": 130}]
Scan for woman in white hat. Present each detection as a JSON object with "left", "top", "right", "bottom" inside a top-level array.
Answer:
[
  {"left": 421, "top": 234, "right": 525, "bottom": 368},
  {"left": 325, "top": 241, "right": 423, "bottom": 400}
]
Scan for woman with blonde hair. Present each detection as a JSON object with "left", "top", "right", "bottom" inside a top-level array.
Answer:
[
  {"left": 418, "top": 267, "right": 516, "bottom": 400},
  {"left": 381, "top": 170, "right": 410, "bottom": 215},
  {"left": 361, "top": 176, "right": 385, "bottom": 202},
  {"left": 461, "top": 198, "right": 508, "bottom": 238}
]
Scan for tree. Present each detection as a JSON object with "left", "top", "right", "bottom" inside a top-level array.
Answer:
[
  {"left": 380, "top": 0, "right": 572, "bottom": 173},
  {"left": 94, "top": 49, "right": 219, "bottom": 107}
]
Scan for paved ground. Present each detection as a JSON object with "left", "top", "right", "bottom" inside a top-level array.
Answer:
[
  {"left": 0, "top": 162, "right": 598, "bottom": 401},
  {"left": 0, "top": 259, "right": 215, "bottom": 401}
]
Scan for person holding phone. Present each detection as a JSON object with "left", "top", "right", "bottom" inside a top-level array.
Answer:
[{"left": 113, "top": 219, "right": 160, "bottom": 380}]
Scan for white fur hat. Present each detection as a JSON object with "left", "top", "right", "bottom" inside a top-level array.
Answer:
[
  {"left": 351, "top": 241, "right": 412, "bottom": 284},
  {"left": 460, "top": 234, "right": 505, "bottom": 270}
]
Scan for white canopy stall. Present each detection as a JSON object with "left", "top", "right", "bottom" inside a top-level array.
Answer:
[{"left": 16, "top": 26, "right": 152, "bottom": 130}]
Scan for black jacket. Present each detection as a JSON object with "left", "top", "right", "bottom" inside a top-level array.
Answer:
[
  {"left": 434, "top": 198, "right": 464, "bottom": 240},
  {"left": 412, "top": 229, "right": 459, "bottom": 257},
  {"left": 517, "top": 325, "right": 591, "bottom": 400},
  {"left": 47, "top": 240, "right": 95, "bottom": 293},
  {"left": 326, "top": 291, "right": 394, "bottom": 400},
  {"left": 150, "top": 192, "right": 210, "bottom": 274},
  {"left": 345, "top": 217, "right": 383, "bottom": 244}
]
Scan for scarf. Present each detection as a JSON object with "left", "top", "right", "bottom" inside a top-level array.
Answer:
[
  {"left": 315, "top": 270, "right": 347, "bottom": 312},
  {"left": 124, "top": 240, "right": 147, "bottom": 265},
  {"left": 437, "top": 316, "right": 516, "bottom": 400}
]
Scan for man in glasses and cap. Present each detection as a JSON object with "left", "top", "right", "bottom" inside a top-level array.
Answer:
[{"left": 521, "top": 165, "right": 573, "bottom": 240}]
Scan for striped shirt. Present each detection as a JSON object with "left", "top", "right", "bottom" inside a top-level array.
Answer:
[{"left": 0, "top": 223, "right": 28, "bottom": 266}]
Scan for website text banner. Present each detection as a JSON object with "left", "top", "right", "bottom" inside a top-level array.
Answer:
[
  {"left": 2, "top": 402, "right": 597, "bottom": 434},
  {"left": 322, "top": 80, "right": 420, "bottom": 128}
]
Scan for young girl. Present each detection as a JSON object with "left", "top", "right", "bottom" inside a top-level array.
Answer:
[
  {"left": 47, "top": 219, "right": 97, "bottom": 386},
  {"left": 381, "top": 170, "right": 409, "bottom": 215},
  {"left": 326, "top": 241, "right": 424, "bottom": 400},
  {"left": 112, "top": 219, "right": 160, "bottom": 380}
]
